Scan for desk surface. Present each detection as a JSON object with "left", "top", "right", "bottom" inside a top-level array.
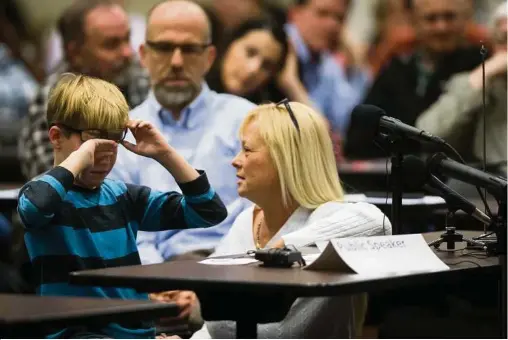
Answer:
[
  {"left": 70, "top": 231, "right": 499, "bottom": 296},
  {"left": 0, "top": 293, "right": 178, "bottom": 328}
]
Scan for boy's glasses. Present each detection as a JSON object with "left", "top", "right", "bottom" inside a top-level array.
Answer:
[
  {"left": 51, "top": 123, "right": 127, "bottom": 143},
  {"left": 276, "top": 98, "right": 300, "bottom": 133}
]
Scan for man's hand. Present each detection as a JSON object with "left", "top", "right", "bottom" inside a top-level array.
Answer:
[
  {"left": 60, "top": 139, "right": 117, "bottom": 177},
  {"left": 150, "top": 291, "right": 198, "bottom": 324},
  {"left": 486, "top": 51, "right": 508, "bottom": 78},
  {"left": 122, "top": 120, "right": 171, "bottom": 161}
]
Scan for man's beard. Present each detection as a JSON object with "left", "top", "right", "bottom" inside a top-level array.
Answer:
[{"left": 153, "top": 82, "right": 199, "bottom": 109}]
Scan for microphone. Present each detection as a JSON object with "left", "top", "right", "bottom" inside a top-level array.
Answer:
[
  {"left": 353, "top": 104, "right": 447, "bottom": 145},
  {"left": 402, "top": 155, "right": 492, "bottom": 225},
  {"left": 428, "top": 153, "right": 507, "bottom": 200}
]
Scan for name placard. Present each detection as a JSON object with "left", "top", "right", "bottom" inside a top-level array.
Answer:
[{"left": 305, "top": 234, "right": 449, "bottom": 274}]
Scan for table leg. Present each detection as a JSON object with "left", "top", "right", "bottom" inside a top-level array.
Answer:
[{"left": 236, "top": 321, "right": 257, "bottom": 339}]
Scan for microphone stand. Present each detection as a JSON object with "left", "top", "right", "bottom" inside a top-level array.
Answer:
[
  {"left": 390, "top": 152, "right": 403, "bottom": 235},
  {"left": 490, "top": 198, "right": 507, "bottom": 338}
]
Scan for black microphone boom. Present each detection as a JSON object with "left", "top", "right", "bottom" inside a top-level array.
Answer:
[
  {"left": 402, "top": 155, "right": 492, "bottom": 225},
  {"left": 353, "top": 104, "right": 447, "bottom": 145},
  {"left": 429, "top": 153, "right": 507, "bottom": 200}
]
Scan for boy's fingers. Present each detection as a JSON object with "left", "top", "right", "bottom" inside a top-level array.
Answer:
[{"left": 121, "top": 140, "right": 137, "bottom": 153}]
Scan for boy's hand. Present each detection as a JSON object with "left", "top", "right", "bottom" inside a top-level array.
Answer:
[
  {"left": 78, "top": 139, "right": 118, "bottom": 168},
  {"left": 60, "top": 139, "right": 117, "bottom": 177},
  {"left": 122, "top": 120, "right": 170, "bottom": 161}
]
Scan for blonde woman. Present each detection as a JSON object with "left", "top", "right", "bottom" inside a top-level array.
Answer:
[{"left": 189, "top": 100, "right": 391, "bottom": 339}]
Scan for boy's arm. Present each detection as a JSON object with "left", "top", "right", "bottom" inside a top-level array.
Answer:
[
  {"left": 120, "top": 119, "right": 228, "bottom": 232},
  {"left": 18, "top": 139, "right": 118, "bottom": 229},
  {"left": 125, "top": 171, "right": 227, "bottom": 232},
  {"left": 18, "top": 166, "right": 75, "bottom": 229}
]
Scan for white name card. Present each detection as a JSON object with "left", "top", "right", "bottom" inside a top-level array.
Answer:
[{"left": 305, "top": 234, "right": 449, "bottom": 274}]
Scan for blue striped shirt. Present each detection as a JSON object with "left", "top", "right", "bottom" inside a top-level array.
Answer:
[{"left": 17, "top": 166, "right": 227, "bottom": 338}]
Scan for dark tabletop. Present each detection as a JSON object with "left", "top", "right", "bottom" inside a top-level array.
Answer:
[
  {"left": 70, "top": 231, "right": 499, "bottom": 296},
  {"left": 0, "top": 293, "right": 178, "bottom": 329}
]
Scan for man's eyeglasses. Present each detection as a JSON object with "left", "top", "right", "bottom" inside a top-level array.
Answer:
[
  {"left": 146, "top": 40, "right": 211, "bottom": 56},
  {"left": 51, "top": 123, "right": 127, "bottom": 143},
  {"left": 276, "top": 98, "right": 300, "bottom": 133}
]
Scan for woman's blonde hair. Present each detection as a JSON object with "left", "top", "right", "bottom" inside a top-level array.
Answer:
[
  {"left": 47, "top": 73, "right": 129, "bottom": 131},
  {"left": 240, "top": 101, "right": 344, "bottom": 209}
]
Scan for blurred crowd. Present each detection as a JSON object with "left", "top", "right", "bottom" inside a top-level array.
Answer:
[{"left": 1, "top": 0, "right": 506, "bottom": 183}]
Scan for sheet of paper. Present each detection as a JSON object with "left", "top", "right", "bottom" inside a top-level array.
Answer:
[
  {"left": 305, "top": 234, "right": 449, "bottom": 274},
  {"left": 0, "top": 188, "right": 19, "bottom": 200},
  {"left": 304, "top": 242, "right": 354, "bottom": 272},
  {"left": 199, "top": 258, "right": 259, "bottom": 266}
]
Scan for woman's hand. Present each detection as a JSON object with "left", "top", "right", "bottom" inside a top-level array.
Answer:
[{"left": 276, "top": 42, "right": 300, "bottom": 90}]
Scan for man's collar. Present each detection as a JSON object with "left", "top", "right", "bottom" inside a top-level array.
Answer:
[{"left": 150, "top": 82, "right": 210, "bottom": 129}]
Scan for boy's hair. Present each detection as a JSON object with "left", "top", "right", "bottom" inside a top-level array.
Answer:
[
  {"left": 240, "top": 101, "right": 344, "bottom": 209},
  {"left": 47, "top": 73, "right": 129, "bottom": 131}
]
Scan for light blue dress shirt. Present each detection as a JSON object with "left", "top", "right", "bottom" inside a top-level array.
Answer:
[
  {"left": 109, "top": 83, "right": 255, "bottom": 263},
  {"left": 285, "top": 24, "right": 370, "bottom": 135}
]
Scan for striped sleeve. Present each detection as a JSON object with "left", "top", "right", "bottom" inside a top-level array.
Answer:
[
  {"left": 17, "top": 166, "right": 75, "bottom": 229},
  {"left": 126, "top": 170, "right": 228, "bottom": 232}
]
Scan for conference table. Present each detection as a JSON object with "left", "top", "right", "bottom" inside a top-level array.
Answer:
[
  {"left": 70, "top": 231, "right": 500, "bottom": 338},
  {"left": 0, "top": 293, "right": 178, "bottom": 338}
]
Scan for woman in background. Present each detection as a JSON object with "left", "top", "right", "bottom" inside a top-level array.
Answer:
[{"left": 207, "top": 18, "right": 313, "bottom": 106}]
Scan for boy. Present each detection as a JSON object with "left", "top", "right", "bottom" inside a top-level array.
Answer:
[{"left": 17, "top": 73, "right": 227, "bottom": 338}]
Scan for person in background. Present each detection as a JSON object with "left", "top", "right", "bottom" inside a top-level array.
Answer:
[
  {"left": 17, "top": 73, "right": 227, "bottom": 339},
  {"left": 207, "top": 0, "right": 264, "bottom": 32},
  {"left": 281, "top": 0, "right": 370, "bottom": 137},
  {"left": 207, "top": 17, "right": 295, "bottom": 104},
  {"left": 416, "top": 1, "right": 507, "bottom": 175},
  {"left": 18, "top": 0, "right": 150, "bottom": 181},
  {"left": 345, "top": 0, "right": 486, "bottom": 159},
  {"left": 44, "top": 0, "right": 146, "bottom": 74},
  {"left": 186, "top": 101, "right": 390, "bottom": 339},
  {"left": 111, "top": 0, "right": 254, "bottom": 263}
]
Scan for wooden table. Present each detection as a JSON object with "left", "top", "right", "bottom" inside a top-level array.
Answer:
[
  {"left": 70, "top": 231, "right": 500, "bottom": 338},
  {"left": 0, "top": 294, "right": 178, "bottom": 338}
]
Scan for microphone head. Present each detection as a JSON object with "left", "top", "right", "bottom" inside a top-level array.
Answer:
[
  {"left": 401, "top": 155, "right": 429, "bottom": 190},
  {"left": 351, "top": 104, "right": 386, "bottom": 138}
]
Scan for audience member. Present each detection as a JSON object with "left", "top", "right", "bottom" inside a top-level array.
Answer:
[
  {"left": 0, "top": 0, "right": 44, "bottom": 82},
  {"left": 18, "top": 0, "right": 150, "bottom": 181},
  {"left": 0, "top": 44, "right": 37, "bottom": 174},
  {"left": 345, "top": 0, "right": 486, "bottom": 159},
  {"left": 280, "top": 0, "right": 370, "bottom": 136},
  {"left": 44, "top": 0, "right": 146, "bottom": 74},
  {"left": 207, "top": 0, "right": 264, "bottom": 32},
  {"left": 17, "top": 73, "right": 227, "bottom": 338},
  {"left": 110, "top": 0, "right": 255, "bottom": 263},
  {"left": 416, "top": 1, "right": 507, "bottom": 173},
  {"left": 206, "top": 18, "right": 291, "bottom": 104},
  {"left": 189, "top": 101, "right": 390, "bottom": 339}
]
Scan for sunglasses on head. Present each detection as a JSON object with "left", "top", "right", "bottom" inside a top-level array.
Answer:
[
  {"left": 51, "top": 123, "right": 127, "bottom": 143},
  {"left": 276, "top": 98, "right": 300, "bottom": 133}
]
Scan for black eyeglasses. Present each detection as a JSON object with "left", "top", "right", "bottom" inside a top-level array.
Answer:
[
  {"left": 276, "top": 98, "right": 300, "bottom": 133},
  {"left": 146, "top": 40, "right": 211, "bottom": 55},
  {"left": 51, "top": 123, "right": 127, "bottom": 143}
]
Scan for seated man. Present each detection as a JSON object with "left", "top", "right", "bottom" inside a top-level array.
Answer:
[
  {"left": 110, "top": 0, "right": 255, "bottom": 264},
  {"left": 18, "top": 0, "right": 150, "bottom": 181},
  {"left": 346, "top": 0, "right": 486, "bottom": 159},
  {"left": 416, "top": 1, "right": 507, "bottom": 175}
]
